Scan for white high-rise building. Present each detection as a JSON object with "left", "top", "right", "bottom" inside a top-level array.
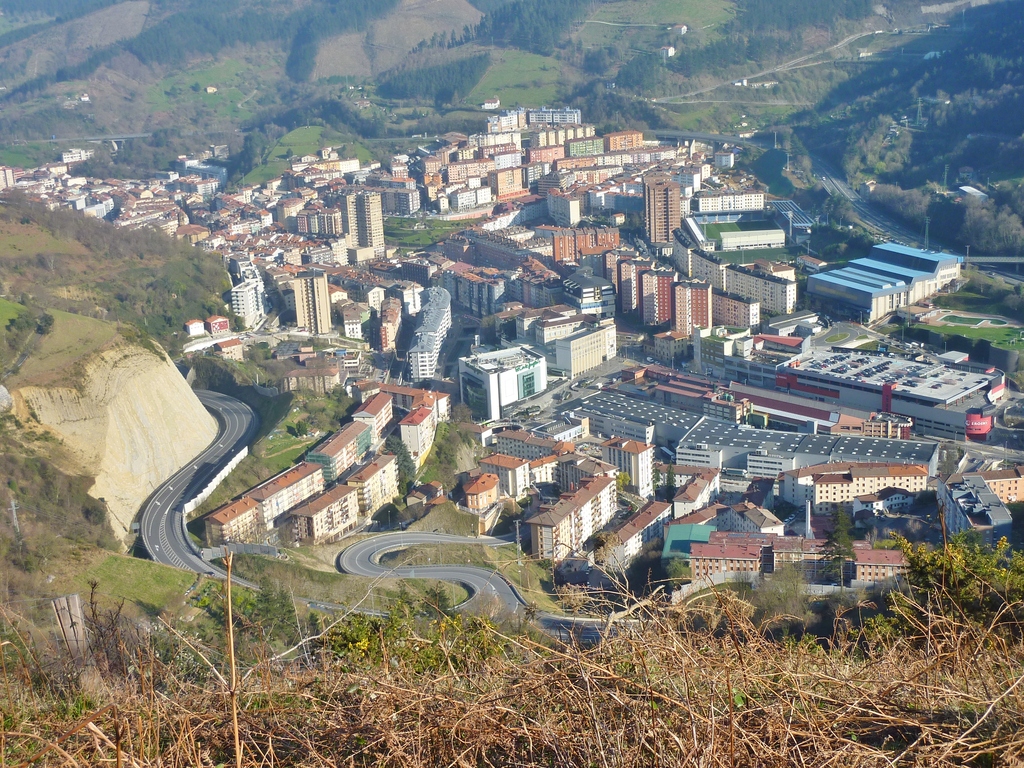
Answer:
[
  {"left": 230, "top": 278, "right": 268, "bottom": 329},
  {"left": 408, "top": 288, "right": 452, "bottom": 382}
]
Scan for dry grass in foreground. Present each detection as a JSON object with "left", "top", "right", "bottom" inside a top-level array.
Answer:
[{"left": 3, "top": 575, "right": 1024, "bottom": 767}]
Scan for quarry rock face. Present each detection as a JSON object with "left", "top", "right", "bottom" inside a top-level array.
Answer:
[{"left": 14, "top": 344, "right": 218, "bottom": 539}]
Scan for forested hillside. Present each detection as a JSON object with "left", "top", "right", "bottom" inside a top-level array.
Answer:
[
  {"left": 802, "top": 0, "right": 1024, "bottom": 254},
  {"left": 0, "top": 196, "right": 231, "bottom": 352}
]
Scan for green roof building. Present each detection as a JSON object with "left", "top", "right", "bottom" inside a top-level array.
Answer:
[{"left": 661, "top": 523, "right": 715, "bottom": 563}]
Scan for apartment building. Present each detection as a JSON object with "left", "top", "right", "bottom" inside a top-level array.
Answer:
[
  {"left": 205, "top": 497, "right": 263, "bottom": 546},
  {"left": 604, "top": 130, "right": 644, "bottom": 152},
  {"left": 248, "top": 462, "right": 326, "bottom": 529},
  {"left": 712, "top": 290, "right": 760, "bottom": 329},
  {"left": 726, "top": 262, "right": 797, "bottom": 316},
  {"left": 644, "top": 174, "right": 681, "bottom": 245},
  {"left": 398, "top": 406, "right": 437, "bottom": 468},
  {"left": 379, "top": 383, "right": 451, "bottom": 422},
  {"left": 672, "top": 279, "right": 712, "bottom": 335},
  {"left": 352, "top": 392, "right": 393, "bottom": 442},
  {"left": 495, "top": 430, "right": 570, "bottom": 460},
  {"left": 528, "top": 476, "right": 616, "bottom": 562},
  {"left": 340, "top": 190, "right": 385, "bottom": 257},
  {"left": 640, "top": 268, "right": 677, "bottom": 325},
  {"left": 346, "top": 454, "right": 399, "bottom": 515},
  {"left": 292, "top": 269, "right": 333, "bottom": 335},
  {"left": 601, "top": 437, "right": 655, "bottom": 498},
  {"left": 779, "top": 462, "right": 929, "bottom": 514},
  {"left": 557, "top": 453, "right": 619, "bottom": 493},
  {"left": 287, "top": 484, "right": 360, "bottom": 544},
  {"left": 409, "top": 287, "right": 452, "bottom": 381},
  {"left": 378, "top": 297, "right": 402, "bottom": 352},
  {"left": 563, "top": 270, "right": 616, "bottom": 318},
  {"left": 464, "top": 473, "right": 500, "bottom": 511},
  {"left": 938, "top": 467, "right": 1021, "bottom": 548},
  {"left": 852, "top": 547, "right": 907, "bottom": 583},
  {"left": 305, "top": 422, "right": 372, "bottom": 482},
  {"left": 693, "top": 190, "right": 765, "bottom": 213},
  {"left": 609, "top": 500, "right": 672, "bottom": 568},
  {"left": 690, "top": 539, "right": 766, "bottom": 582},
  {"left": 480, "top": 453, "right": 532, "bottom": 499}
]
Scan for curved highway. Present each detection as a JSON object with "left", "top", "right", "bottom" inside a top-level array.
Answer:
[
  {"left": 338, "top": 532, "right": 606, "bottom": 642},
  {"left": 137, "top": 390, "right": 259, "bottom": 577}
]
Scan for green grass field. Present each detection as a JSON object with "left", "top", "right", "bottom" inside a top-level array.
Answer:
[
  {"left": 384, "top": 217, "right": 480, "bottom": 249},
  {"left": 147, "top": 58, "right": 256, "bottom": 123},
  {"left": 75, "top": 554, "right": 195, "bottom": 615},
  {"left": 11, "top": 309, "right": 117, "bottom": 385},
  {"left": 579, "top": 0, "right": 734, "bottom": 49},
  {"left": 0, "top": 297, "right": 24, "bottom": 327},
  {"left": 702, "top": 220, "right": 772, "bottom": 240},
  {"left": 468, "top": 49, "right": 566, "bottom": 107},
  {"left": 243, "top": 126, "right": 326, "bottom": 185},
  {"left": 928, "top": 324, "right": 1024, "bottom": 348},
  {"left": 0, "top": 220, "right": 87, "bottom": 259}
]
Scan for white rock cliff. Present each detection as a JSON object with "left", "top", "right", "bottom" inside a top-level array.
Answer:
[{"left": 14, "top": 344, "right": 218, "bottom": 540}]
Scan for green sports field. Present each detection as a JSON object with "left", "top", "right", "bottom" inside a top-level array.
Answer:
[{"left": 702, "top": 220, "right": 771, "bottom": 240}]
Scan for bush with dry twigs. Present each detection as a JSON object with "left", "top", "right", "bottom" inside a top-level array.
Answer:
[{"left": 2, "top": 540, "right": 1024, "bottom": 766}]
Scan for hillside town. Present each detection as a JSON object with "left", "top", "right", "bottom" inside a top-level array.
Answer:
[{"left": 1, "top": 103, "right": 1018, "bottom": 596}]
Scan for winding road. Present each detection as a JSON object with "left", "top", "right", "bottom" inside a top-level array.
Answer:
[
  {"left": 338, "top": 532, "right": 606, "bottom": 642},
  {"left": 137, "top": 390, "right": 259, "bottom": 577},
  {"left": 136, "top": 397, "right": 601, "bottom": 639}
]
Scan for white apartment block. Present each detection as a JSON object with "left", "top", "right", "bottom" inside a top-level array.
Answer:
[
  {"left": 480, "top": 453, "right": 532, "bottom": 499},
  {"left": 601, "top": 437, "right": 655, "bottom": 498},
  {"left": 230, "top": 278, "right": 267, "bottom": 329},
  {"left": 694, "top": 191, "right": 765, "bottom": 213}
]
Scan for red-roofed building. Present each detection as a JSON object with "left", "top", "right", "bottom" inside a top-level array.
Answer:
[
  {"left": 852, "top": 548, "right": 907, "bottom": 584},
  {"left": 601, "top": 437, "right": 654, "bottom": 498},
  {"left": 247, "top": 462, "right": 325, "bottom": 529},
  {"left": 399, "top": 406, "right": 437, "bottom": 468},
  {"left": 287, "top": 484, "right": 360, "bottom": 544},
  {"left": 690, "top": 541, "right": 764, "bottom": 581},
  {"left": 352, "top": 392, "right": 393, "bottom": 442},
  {"left": 480, "top": 453, "right": 531, "bottom": 499},
  {"left": 215, "top": 338, "right": 244, "bottom": 361},
  {"left": 205, "top": 315, "right": 230, "bottom": 335},
  {"left": 205, "top": 497, "right": 262, "bottom": 546},
  {"left": 464, "top": 473, "right": 500, "bottom": 511}
]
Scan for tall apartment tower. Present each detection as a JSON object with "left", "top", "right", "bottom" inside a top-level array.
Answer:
[
  {"left": 643, "top": 174, "right": 681, "bottom": 245},
  {"left": 672, "top": 279, "right": 713, "bottom": 335},
  {"left": 293, "top": 270, "right": 333, "bottom": 335},
  {"left": 340, "top": 191, "right": 386, "bottom": 257}
]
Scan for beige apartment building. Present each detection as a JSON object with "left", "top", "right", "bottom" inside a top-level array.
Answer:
[
  {"left": 601, "top": 437, "right": 655, "bottom": 498},
  {"left": 305, "top": 422, "right": 371, "bottom": 482},
  {"left": 205, "top": 497, "right": 263, "bottom": 546},
  {"left": 347, "top": 454, "right": 399, "bottom": 515},
  {"left": 712, "top": 290, "right": 760, "bottom": 329},
  {"left": 726, "top": 262, "right": 797, "bottom": 316},
  {"left": 352, "top": 392, "right": 393, "bottom": 442},
  {"left": 248, "top": 462, "right": 326, "bottom": 529},
  {"left": 292, "top": 269, "right": 332, "bottom": 335},
  {"left": 288, "top": 484, "right": 360, "bottom": 544},
  {"left": 480, "top": 453, "right": 532, "bottom": 499},
  {"left": 779, "top": 462, "right": 929, "bottom": 514},
  {"left": 644, "top": 174, "right": 680, "bottom": 245},
  {"left": 528, "top": 475, "right": 616, "bottom": 562}
]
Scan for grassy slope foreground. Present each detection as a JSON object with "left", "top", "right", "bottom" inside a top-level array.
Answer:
[{"left": 3, "top": 536, "right": 1024, "bottom": 766}]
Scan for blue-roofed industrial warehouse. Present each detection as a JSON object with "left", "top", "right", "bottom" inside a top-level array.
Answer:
[{"left": 807, "top": 243, "right": 962, "bottom": 321}]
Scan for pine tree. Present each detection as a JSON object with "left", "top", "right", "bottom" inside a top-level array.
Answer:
[
  {"left": 822, "top": 510, "right": 854, "bottom": 583},
  {"left": 385, "top": 436, "right": 416, "bottom": 493}
]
